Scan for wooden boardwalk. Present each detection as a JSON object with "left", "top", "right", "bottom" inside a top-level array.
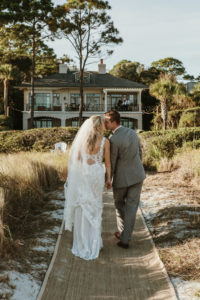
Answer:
[{"left": 37, "top": 190, "right": 177, "bottom": 300}]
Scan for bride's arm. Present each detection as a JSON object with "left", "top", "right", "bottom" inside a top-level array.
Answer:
[{"left": 104, "top": 138, "right": 111, "bottom": 189}]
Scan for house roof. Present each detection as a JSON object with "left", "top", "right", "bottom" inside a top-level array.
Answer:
[{"left": 20, "top": 71, "right": 148, "bottom": 89}]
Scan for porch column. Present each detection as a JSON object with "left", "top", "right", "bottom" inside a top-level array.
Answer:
[
  {"left": 84, "top": 92, "right": 87, "bottom": 105},
  {"left": 51, "top": 91, "right": 53, "bottom": 110},
  {"left": 23, "top": 115, "right": 28, "bottom": 130},
  {"left": 104, "top": 90, "right": 107, "bottom": 112},
  {"left": 138, "top": 116, "right": 143, "bottom": 130},
  {"left": 138, "top": 90, "right": 142, "bottom": 112},
  {"left": 61, "top": 117, "right": 66, "bottom": 127},
  {"left": 62, "top": 95, "right": 65, "bottom": 112},
  {"left": 24, "top": 90, "right": 28, "bottom": 111}
]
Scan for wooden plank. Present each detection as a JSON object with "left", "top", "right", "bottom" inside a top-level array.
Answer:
[{"left": 38, "top": 190, "right": 177, "bottom": 300}]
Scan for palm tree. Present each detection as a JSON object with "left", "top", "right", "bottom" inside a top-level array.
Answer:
[
  {"left": 0, "top": 64, "right": 18, "bottom": 116},
  {"left": 150, "top": 73, "right": 182, "bottom": 130}
]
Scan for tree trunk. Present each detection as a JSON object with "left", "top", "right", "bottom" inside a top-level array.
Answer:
[
  {"left": 30, "top": 25, "right": 36, "bottom": 129},
  {"left": 156, "top": 105, "right": 159, "bottom": 116},
  {"left": 78, "top": 59, "right": 84, "bottom": 127},
  {"left": 160, "top": 100, "right": 168, "bottom": 130},
  {"left": 3, "top": 78, "right": 9, "bottom": 117}
]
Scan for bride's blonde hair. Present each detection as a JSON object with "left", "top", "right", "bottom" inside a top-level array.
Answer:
[{"left": 86, "top": 115, "right": 104, "bottom": 152}]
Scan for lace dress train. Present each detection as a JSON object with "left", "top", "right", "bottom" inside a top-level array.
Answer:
[{"left": 64, "top": 137, "right": 105, "bottom": 260}]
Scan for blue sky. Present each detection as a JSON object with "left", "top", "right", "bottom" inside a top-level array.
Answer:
[{"left": 50, "top": 0, "right": 200, "bottom": 77}]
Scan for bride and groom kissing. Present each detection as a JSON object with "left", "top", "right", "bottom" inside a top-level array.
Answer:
[{"left": 64, "top": 110, "right": 146, "bottom": 260}]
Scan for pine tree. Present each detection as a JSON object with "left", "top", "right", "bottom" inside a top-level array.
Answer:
[{"left": 51, "top": 0, "right": 123, "bottom": 126}]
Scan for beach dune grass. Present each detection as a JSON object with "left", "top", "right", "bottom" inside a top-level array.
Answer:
[{"left": 0, "top": 152, "right": 69, "bottom": 253}]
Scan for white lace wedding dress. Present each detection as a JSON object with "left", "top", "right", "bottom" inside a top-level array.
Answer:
[{"left": 64, "top": 137, "right": 105, "bottom": 260}]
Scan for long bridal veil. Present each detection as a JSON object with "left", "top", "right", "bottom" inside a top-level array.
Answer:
[{"left": 64, "top": 117, "right": 102, "bottom": 231}]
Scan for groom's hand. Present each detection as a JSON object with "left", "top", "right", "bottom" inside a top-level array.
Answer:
[{"left": 105, "top": 180, "right": 112, "bottom": 190}]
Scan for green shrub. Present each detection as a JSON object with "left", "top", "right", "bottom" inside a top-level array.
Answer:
[
  {"left": 140, "top": 127, "right": 200, "bottom": 170},
  {"left": 168, "top": 110, "right": 183, "bottom": 128},
  {"left": 0, "top": 99, "right": 4, "bottom": 114},
  {"left": 0, "top": 127, "right": 78, "bottom": 153},
  {"left": 182, "top": 140, "right": 200, "bottom": 149},
  {"left": 152, "top": 107, "right": 200, "bottom": 129},
  {"left": 151, "top": 114, "right": 163, "bottom": 130},
  {"left": 140, "top": 127, "right": 200, "bottom": 140},
  {"left": 179, "top": 108, "right": 200, "bottom": 128},
  {"left": 0, "top": 115, "right": 13, "bottom": 131},
  {"left": 151, "top": 110, "right": 184, "bottom": 130}
]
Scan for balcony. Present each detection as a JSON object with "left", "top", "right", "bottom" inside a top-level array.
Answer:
[
  {"left": 25, "top": 104, "right": 62, "bottom": 111},
  {"left": 25, "top": 103, "right": 139, "bottom": 113},
  {"left": 107, "top": 104, "right": 139, "bottom": 112},
  {"left": 65, "top": 103, "right": 105, "bottom": 112},
  {"left": 65, "top": 103, "right": 139, "bottom": 112}
]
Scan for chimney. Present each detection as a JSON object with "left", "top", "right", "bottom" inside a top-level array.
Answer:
[
  {"left": 59, "top": 63, "right": 68, "bottom": 74},
  {"left": 98, "top": 59, "right": 106, "bottom": 74}
]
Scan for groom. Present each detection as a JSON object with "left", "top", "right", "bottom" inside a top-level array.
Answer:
[{"left": 104, "top": 110, "right": 146, "bottom": 249}]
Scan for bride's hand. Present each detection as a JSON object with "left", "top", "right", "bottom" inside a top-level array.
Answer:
[{"left": 105, "top": 180, "right": 112, "bottom": 190}]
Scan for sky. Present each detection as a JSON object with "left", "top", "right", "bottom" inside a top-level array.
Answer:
[{"left": 50, "top": 0, "right": 200, "bottom": 77}]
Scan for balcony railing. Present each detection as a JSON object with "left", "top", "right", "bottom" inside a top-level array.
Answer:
[
  {"left": 65, "top": 103, "right": 105, "bottom": 112},
  {"left": 25, "top": 104, "right": 62, "bottom": 111},
  {"left": 107, "top": 104, "right": 139, "bottom": 112},
  {"left": 65, "top": 104, "right": 139, "bottom": 112},
  {"left": 25, "top": 103, "right": 139, "bottom": 112}
]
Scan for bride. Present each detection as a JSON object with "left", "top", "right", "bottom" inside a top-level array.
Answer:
[{"left": 64, "top": 115, "right": 111, "bottom": 260}]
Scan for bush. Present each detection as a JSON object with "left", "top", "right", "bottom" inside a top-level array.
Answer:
[
  {"left": 0, "top": 127, "right": 78, "bottom": 153},
  {"left": 0, "top": 115, "right": 13, "bottom": 131},
  {"left": 179, "top": 107, "right": 200, "bottom": 128},
  {"left": 140, "top": 127, "right": 200, "bottom": 170},
  {"left": 0, "top": 99, "right": 3, "bottom": 114},
  {"left": 152, "top": 107, "right": 200, "bottom": 129},
  {"left": 168, "top": 110, "right": 183, "bottom": 128},
  {"left": 151, "top": 114, "right": 163, "bottom": 130},
  {"left": 151, "top": 110, "right": 184, "bottom": 130},
  {"left": 183, "top": 140, "right": 200, "bottom": 149}
]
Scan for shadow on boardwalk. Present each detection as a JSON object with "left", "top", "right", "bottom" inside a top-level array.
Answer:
[{"left": 38, "top": 190, "right": 177, "bottom": 300}]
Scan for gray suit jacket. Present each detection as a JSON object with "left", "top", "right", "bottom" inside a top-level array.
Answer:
[{"left": 109, "top": 126, "right": 146, "bottom": 188}]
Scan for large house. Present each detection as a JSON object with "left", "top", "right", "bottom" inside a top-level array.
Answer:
[{"left": 19, "top": 61, "right": 147, "bottom": 130}]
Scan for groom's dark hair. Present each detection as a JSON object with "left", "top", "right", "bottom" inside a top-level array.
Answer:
[{"left": 105, "top": 110, "right": 120, "bottom": 124}]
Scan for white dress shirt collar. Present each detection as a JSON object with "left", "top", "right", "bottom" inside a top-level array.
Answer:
[{"left": 112, "top": 125, "right": 122, "bottom": 134}]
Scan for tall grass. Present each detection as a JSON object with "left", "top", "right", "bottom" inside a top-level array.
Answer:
[
  {"left": 175, "top": 149, "right": 200, "bottom": 184},
  {"left": 0, "top": 152, "right": 69, "bottom": 248},
  {"left": 157, "top": 148, "right": 200, "bottom": 189}
]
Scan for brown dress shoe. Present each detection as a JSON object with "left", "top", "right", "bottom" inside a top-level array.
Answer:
[
  {"left": 114, "top": 232, "right": 120, "bottom": 239},
  {"left": 117, "top": 241, "right": 129, "bottom": 249}
]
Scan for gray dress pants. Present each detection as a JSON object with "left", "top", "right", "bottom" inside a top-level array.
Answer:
[{"left": 113, "top": 181, "right": 143, "bottom": 244}]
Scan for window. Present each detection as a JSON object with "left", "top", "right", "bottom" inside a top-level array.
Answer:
[
  {"left": 29, "top": 93, "right": 51, "bottom": 109},
  {"left": 107, "top": 94, "right": 122, "bottom": 109},
  {"left": 129, "top": 94, "right": 137, "bottom": 105},
  {"left": 107, "top": 93, "right": 137, "bottom": 110},
  {"left": 34, "top": 119, "right": 52, "bottom": 128},
  {"left": 53, "top": 94, "right": 60, "bottom": 106},
  {"left": 70, "top": 93, "right": 80, "bottom": 105},
  {"left": 72, "top": 120, "right": 79, "bottom": 127},
  {"left": 121, "top": 118, "right": 138, "bottom": 129},
  {"left": 86, "top": 94, "right": 101, "bottom": 111}
]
